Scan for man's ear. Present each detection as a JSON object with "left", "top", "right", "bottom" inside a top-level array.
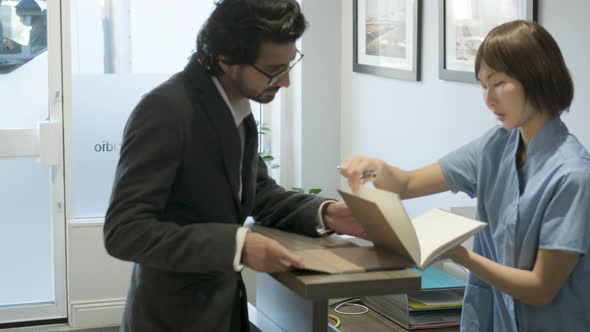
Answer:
[{"left": 218, "top": 56, "right": 234, "bottom": 75}]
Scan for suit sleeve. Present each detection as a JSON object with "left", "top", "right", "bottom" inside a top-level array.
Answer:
[
  {"left": 251, "top": 156, "right": 330, "bottom": 237},
  {"left": 103, "top": 92, "right": 239, "bottom": 273}
]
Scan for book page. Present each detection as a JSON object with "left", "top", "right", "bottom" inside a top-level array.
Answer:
[
  {"left": 413, "top": 209, "right": 486, "bottom": 268},
  {"left": 338, "top": 188, "right": 420, "bottom": 265}
]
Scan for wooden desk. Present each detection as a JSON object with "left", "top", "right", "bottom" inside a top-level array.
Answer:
[{"left": 250, "top": 226, "right": 421, "bottom": 332}]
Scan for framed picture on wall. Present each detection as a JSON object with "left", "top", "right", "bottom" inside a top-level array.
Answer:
[
  {"left": 353, "top": 0, "right": 422, "bottom": 81},
  {"left": 439, "top": 0, "right": 537, "bottom": 83}
]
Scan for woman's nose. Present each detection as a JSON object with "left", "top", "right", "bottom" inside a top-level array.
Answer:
[{"left": 485, "top": 89, "right": 496, "bottom": 109}]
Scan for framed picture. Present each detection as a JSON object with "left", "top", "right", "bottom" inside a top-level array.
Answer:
[
  {"left": 439, "top": 0, "right": 537, "bottom": 83},
  {"left": 353, "top": 0, "right": 422, "bottom": 81}
]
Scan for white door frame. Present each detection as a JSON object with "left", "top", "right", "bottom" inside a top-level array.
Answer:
[{"left": 0, "top": 0, "right": 67, "bottom": 324}]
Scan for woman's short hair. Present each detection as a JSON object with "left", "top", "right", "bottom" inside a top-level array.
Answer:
[
  {"left": 196, "top": 0, "right": 308, "bottom": 75},
  {"left": 475, "top": 20, "right": 574, "bottom": 116}
]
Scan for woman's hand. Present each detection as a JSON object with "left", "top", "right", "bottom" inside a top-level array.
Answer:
[{"left": 338, "top": 156, "right": 387, "bottom": 191}]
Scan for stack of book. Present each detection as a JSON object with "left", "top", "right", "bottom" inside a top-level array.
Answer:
[{"left": 362, "top": 265, "right": 465, "bottom": 330}]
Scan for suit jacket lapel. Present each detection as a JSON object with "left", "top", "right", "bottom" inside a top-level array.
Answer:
[{"left": 184, "top": 57, "right": 242, "bottom": 212}]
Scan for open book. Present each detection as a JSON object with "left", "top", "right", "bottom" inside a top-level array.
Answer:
[{"left": 338, "top": 187, "right": 486, "bottom": 270}]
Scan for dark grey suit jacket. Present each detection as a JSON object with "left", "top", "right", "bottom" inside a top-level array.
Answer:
[{"left": 104, "top": 57, "right": 328, "bottom": 332}]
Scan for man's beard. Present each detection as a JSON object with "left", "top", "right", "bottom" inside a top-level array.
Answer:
[{"left": 250, "top": 87, "right": 280, "bottom": 104}]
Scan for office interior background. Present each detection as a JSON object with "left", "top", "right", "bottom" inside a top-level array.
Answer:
[{"left": 0, "top": 0, "right": 588, "bottom": 329}]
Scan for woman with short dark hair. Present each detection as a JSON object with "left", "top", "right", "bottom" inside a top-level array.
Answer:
[{"left": 340, "top": 20, "right": 590, "bottom": 331}]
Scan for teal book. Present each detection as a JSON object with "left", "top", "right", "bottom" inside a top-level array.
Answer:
[{"left": 410, "top": 265, "right": 465, "bottom": 290}]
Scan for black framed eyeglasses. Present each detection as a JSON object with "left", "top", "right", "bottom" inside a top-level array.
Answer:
[{"left": 251, "top": 49, "right": 304, "bottom": 87}]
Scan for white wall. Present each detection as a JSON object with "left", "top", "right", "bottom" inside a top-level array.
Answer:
[
  {"left": 298, "top": 0, "right": 342, "bottom": 199},
  {"left": 67, "top": 221, "right": 131, "bottom": 327},
  {"left": 339, "top": 0, "right": 590, "bottom": 218},
  {"left": 539, "top": 2, "right": 590, "bottom": 144}
]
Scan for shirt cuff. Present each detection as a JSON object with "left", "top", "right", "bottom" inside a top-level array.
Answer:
[
  {"left": 233, "top": 227, "right": 250, "bottom": 272},
  {"left": 316, "top": 200, "right": 337, "bottom": 236}
]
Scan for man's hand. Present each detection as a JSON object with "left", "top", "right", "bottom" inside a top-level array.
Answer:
[
  {"left": 323, "top": 201, "right": 367, "bottom": 238},
  {"left": 242, "top": 232, "right": 305, "bottom": 273}
]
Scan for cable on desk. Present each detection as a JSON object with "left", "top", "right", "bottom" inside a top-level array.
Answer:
[
  {"left": 334, "top": 298, "right": 369, "bottom": 316},
  {"left": 328, "top": 314, "right": 341, "bottom": 328}
]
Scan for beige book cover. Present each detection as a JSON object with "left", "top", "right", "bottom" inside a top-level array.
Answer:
[
  {"left": 296, "top": 246, "right": 412, "bottom": 274},
  {"left": 338, "top": 187, "right": 486, "bottom": 269}
]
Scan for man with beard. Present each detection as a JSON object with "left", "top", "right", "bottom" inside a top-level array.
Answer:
[{"left": 104, "top": 0, "right": 364, "bottom": 331}]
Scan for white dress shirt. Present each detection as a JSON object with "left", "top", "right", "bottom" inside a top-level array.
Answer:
[{"left": 211, "top": 77, "right": 333, "bottom": 272}]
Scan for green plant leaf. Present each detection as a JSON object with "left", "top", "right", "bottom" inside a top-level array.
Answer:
[
  {"left": 308, "top": 188, "right": 322, "bottom": 195},
  {"left": 262, "top": 155, "right": 275, "bottom": 162}
]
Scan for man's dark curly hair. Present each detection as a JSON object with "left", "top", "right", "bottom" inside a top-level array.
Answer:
[{"left": 196, "top": 0, "right": 308, "bottom": 75}]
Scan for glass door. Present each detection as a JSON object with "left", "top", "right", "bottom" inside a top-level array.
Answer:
[{"left": 0, "top": 0, "right": 66, "bottom": 325}]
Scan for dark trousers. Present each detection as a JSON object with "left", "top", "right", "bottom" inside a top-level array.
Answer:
[{"left": 230, "top": 278, "right": 250, "bottom": 332}]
